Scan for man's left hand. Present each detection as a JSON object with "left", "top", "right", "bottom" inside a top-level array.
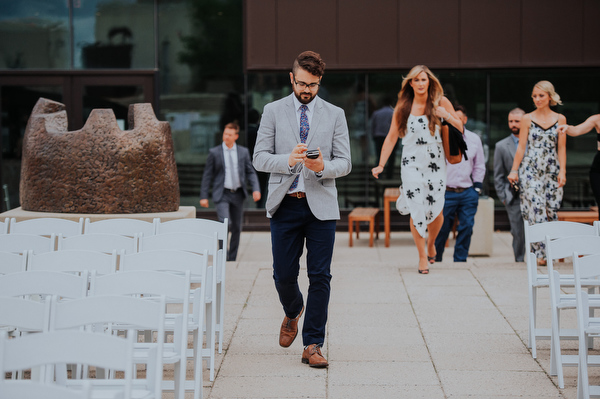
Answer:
[
  {"left": 304, "top": 148, "right": 324, "bottom": 173},
  {"left": 252, "top": 191, "right": 261, "bottom": 202}
]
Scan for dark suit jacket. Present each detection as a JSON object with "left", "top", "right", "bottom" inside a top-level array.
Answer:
[
  {"left": 493, "top": 134, "right": 519, "bottom": 205},
  {"left": 200, "top": 144, "right": 260, "bottom": 203}
]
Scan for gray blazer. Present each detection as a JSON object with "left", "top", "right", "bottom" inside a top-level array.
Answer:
[
  {"left": 200, "top": 144, "right": 260, "bottom": 203},
  {"left": 493, "top": 134, "right": 519, "bottom": 205},
  {"left": 253, "top": 94, "right": 352, "bottom": 219}
]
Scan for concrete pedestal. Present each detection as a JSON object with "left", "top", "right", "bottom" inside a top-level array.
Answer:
[
  {"left": 469, "top": 197, "right": 494, "bottom": 256},
  {"left": 1, "top": 206, "right": 196, "bottom": 223}
]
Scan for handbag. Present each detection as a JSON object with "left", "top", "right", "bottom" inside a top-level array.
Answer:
[{"left": 441, "top": 119, "right": 468, "bottom": 164}]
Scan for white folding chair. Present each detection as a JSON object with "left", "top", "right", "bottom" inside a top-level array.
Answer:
[
  {"left": 573, "top": 252, "right": 600, "bottom": 399},
  {"left": 27, "top": 249, "right": 118, "bottom": 275},
  {"left": 84, "top": 218, "right": 159, "bottom": 250},
  {"left": 0, "top": 218, "right": 9, "bottom": 234},
  {"left": 0, "top": 296, "right": 50, "bottom": 334},
  {"left": 9, "top": 217, "right": 83, "bottom": 239},
  {"left": 0, "top": 251, "right": 27, "bottom": 274},
  {"left": 0, "top": 233, "right": 55, "bottom": 255},
  {"left": 120, "top": 249, "right": 211, "bottom": 387},
  {"left": 545, "top": 234, "right": 600, "bottom": 388},
  {"left": 89, "top": 270, "right": 201, "bottom": 399},
  {"left": 156, "top": 218, "right": 228, "bottom": 353},
  {"left": 524, "top": 220, "right": 597, "bottom": 358},
  {"left": 57, "top": 233, "right": 138, "bottom": 258},
  {"left": 0, "top": 380, "right": 92, "bottom": 399},
  {"left": 49, "top": 295, "right": 173, "bottom": 398},
  {"left": 139, "top": 232, "right": 219, "bottom": 381},
  {"left": 0, "top": 270, "right": 88, "bottom": 300},
  {"left": 0, "top": 330, "right": 156, "bottom": 399}
]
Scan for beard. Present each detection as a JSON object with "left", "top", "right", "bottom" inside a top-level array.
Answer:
[
  {"left": 510, "top": 126, "right": 520, "bottom": 135},
  {"left": 294, "top": 90, "right": 316, "bottom": 104}
]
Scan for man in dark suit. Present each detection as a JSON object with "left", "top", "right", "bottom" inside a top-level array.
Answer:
[
  {"left": 253, "top": 51, "right": 351, "bottom": 368},
  {"left": 494, "top": 108, "right": 525, "bottom": 262},
  {"left": 200, "top": 122, "right": 261, "bottom": 261}
]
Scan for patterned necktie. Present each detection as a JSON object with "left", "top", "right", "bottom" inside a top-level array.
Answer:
[
  {"left": 228, "top": 148, "right": 240, "bottom": 190},
  {"left": 290, "top": 105, "right": 309, "bottom": 190}
]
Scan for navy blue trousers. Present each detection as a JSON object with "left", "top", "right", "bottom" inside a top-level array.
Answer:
[
  {"left": 434, "top": 188, "right": 479, "bottom": 262},
  {"left": 270, "top": 196, "right": 336, "bottom": 346}
]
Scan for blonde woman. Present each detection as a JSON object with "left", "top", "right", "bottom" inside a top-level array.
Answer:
[
  {"left": 372, "top": 65, "right": 462, "bottom": 274},
  {"left": 508, "top": 81, "right": 567, "bottom": 265}
]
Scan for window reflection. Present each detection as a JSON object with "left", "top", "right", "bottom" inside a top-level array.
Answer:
[{"left": 0, "top": 0, "right": 69, "bottom": 69}]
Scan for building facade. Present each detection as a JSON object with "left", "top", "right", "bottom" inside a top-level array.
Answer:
[{"left": 1, "top": 0, "right": 599, "bottom": 228}]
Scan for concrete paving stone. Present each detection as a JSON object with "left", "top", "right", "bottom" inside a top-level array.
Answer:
[
  {"left": 327, "top": 384, "right": 446, "bottom": 399},
  {"left": 415, "top": 307, "right": 516, "bottom": 334},
  {"left": 329, "top": 323, "right": 426, "bottom": 347},
  {"left": 217, "top": 353, "right": 324, "bottom": 378},
  {"left": 328, "top": 339, "right": 431, "bottom": 362},
  {"left": 328, "top": 303, "right": 418, "bottom": 328},
  {"left": 208, "top": 375, "right": 326, "bottom": 398},
  {"left": 438, "top": 370, "right": 561, "bottom": 397},
  {"left": 424, "top": 332, "right": 530, "bottom": 355},
  {"left": 401, "top": 268, "right": 482, "bottom": 287},
  {"left": 328, "top": 360, "right": 439, "bottom": 387},
  {"left": 430, "top": 352, "right": 540, "bottom": 372}
]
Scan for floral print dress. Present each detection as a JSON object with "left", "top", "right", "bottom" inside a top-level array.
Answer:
[
  {"left": 396, "top": 114, "right": 446, "bottom": 238},
  {"left": 518, "top": 119, "right": 563, "bottom": 259}
]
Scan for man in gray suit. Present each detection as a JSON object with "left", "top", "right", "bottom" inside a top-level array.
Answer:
[
  {"left": 494, "top": 108, "right": 525, "bottom": 262},
  {"left": 253, "top": 51, "right": 351, "bottom": 368},
  {"left": 200, "top": 122, "right": 261, "bottom": 261}
]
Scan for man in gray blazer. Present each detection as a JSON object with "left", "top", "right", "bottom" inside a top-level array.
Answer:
[
  {"left": 253, "top": 51, "right": 351, "bottom": 368},
  {"left": 200, "top": 122, "right": 261, "bottom": 261},
  {"left": 494, "top": 108, "right": 525, "bottom": 262}
]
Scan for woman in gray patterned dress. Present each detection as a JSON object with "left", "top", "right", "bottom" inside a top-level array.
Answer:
[
  {"left": 508, "top": 81, "right": 567, "bottom": 265},
  {"left": 372, "top": 65, "right": 462, "bottom": 274}
]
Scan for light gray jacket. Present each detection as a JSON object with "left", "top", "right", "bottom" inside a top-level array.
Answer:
[{"left": 253, "top": 94, "right": 352, "bottom": 219}]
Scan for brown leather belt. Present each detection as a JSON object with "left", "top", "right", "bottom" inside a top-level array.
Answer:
[
  {"left": 446, "top": 187, "right": 468, "bottom": 193},
  {"left": 287, "top": 192, "right": 306, "bottom": 199}
]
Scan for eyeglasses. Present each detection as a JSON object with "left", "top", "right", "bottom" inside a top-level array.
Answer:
[{"left": 293, "top": 75, "right": 321, "bottom": 90}]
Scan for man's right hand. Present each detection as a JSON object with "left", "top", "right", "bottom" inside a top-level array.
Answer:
[
  {"left": 288, "top": 143, "right": 308, "bottom": 167},
  {"left": 199, "top": 199, "right": 209, "bottom": 208}
]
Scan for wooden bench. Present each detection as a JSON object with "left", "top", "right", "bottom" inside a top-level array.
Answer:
[
  {"left": 348, "top": 207, "right": 380, "bottom": 247},
  {"left": 557, "top": 207, "right": 598, "bottom": 225}
]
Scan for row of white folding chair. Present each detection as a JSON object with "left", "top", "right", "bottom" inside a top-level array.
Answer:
[
  {"left": 137, "top": 232, "right": 219, "bottom": 381},
  {"left": 574, "top": 251, "right": 600, "bottom": 399},
  {"left": 156, "top": 218, "right": 229, "bottom": 354},
  {"left": 0, "top": 269, "right": 203, "bottom": 399},
  {"left": 545, "top": 234, "right": 600, "bottom": 388},
  {"left": 524, "top": 220, "right": 599, "bottom": 359},
  {"left": 0, "top": 329, "right": 154, "bottom": 399}
]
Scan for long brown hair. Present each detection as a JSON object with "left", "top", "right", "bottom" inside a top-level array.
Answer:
[{"left": 395, "top": 65, "right": 444, "bottom": 137}]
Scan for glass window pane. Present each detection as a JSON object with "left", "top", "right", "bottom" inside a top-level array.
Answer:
[
  {"left": 0, "top": 0, "right": 70, "bottom": 69},
  {"left": 74, "top": 0, "right": 155, "bottom": 69}
]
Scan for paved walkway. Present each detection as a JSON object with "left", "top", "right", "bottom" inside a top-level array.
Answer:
[{"left": 200, "top": 230, "right": 581, "bottom": 398}]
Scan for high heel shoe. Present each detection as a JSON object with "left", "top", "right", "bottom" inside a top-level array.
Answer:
[
  {"left": 418, "top": 267, "right": 429, "bottom": 274},
  {"left": 427, "top": 256, "right": 435, "bottom": 264}
]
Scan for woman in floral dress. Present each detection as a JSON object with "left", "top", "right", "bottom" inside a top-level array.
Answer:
[
  {"left": 372, "top": 65, "right": 462, "bottom": 274},
  {"left": 508, "top": 81, "right": 567, "bottom": 265}
]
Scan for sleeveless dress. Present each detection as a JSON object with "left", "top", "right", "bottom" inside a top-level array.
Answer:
[
  {"left": 518, "top": 119, "right": 563, "bottom": 259},
  {"left": 396, "top": 114, "right": 446, "bottom": 238}
]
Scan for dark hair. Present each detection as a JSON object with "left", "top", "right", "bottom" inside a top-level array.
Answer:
[
  {"left": 454, "top": 104, "right": 467, "bottom": 116},
  {"left": 224, "top": 122, "right": 240, "bottom": 133},
  {"left": 292, "top": 51, "right": 326, "bottom": 77}
]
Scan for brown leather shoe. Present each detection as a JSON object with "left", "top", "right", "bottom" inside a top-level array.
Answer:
[
  {"left": 279, "top": 307, "right": 303, "bottom": 348},
  {"left": 302, "top": 344, "right": 328, "bottom": 368}
]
